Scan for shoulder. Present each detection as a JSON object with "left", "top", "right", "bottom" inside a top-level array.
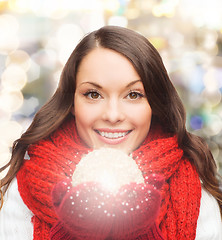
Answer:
[
  {"left": 195, "top": 187, "right": 222, "bottom": 240},
  {"left": 0, "top": 178, "right": 33, "bottom": 240}
]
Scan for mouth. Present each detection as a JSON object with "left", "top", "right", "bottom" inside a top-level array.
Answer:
[
  {"left": 95, "top": 130, "right": 131, "bottom": 139},
  {"left": 94, "top": 129, "right": 132, "bottom": 145}
]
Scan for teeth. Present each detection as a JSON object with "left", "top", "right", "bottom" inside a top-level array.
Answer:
[{"left": 98, "top": 131, "right": 128, "bottom": 139}]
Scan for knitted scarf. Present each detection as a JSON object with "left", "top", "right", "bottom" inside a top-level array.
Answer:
[{"left": 17, "top": 115, "right": 201, "bottom": 240}]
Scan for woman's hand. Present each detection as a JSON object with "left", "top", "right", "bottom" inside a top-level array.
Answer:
[{"left": 50, "top": 174, "right": 165, "bottom": 240}]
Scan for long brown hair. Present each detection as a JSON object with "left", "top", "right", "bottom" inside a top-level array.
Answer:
[{"left": 1, "top": 26, "right": 221, "bottom": 212}]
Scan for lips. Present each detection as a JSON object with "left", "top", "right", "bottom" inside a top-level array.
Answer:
[
  {"left": 98, "top": 131, "right": 130, "bottom": 139},
  {"left": 95, "top": 129, "right": 132, "bottom": 144}
]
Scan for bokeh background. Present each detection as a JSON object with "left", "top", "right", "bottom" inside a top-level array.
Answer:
[{"left": 0, "top": 0, "right": 222, "bottom": 177}]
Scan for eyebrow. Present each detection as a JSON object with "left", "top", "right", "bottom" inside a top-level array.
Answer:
[
  {"left": 79, "top": 80, "right": 142, "bottom": 89},
  {"left": 126, "top": 80, "right": 142, "bottom": 88},
  {"left": 79, "top": 82, "right": 102, "bottom": 88}
]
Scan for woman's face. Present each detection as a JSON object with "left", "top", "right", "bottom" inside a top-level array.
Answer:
[{"left": 72, "top": 47, "right": 152, "bottom": 153}]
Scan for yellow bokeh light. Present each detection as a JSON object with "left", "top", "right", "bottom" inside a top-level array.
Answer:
[
  {"left": 1, "top": 66, "right": 27, "bottom": 91},
  {"left": 0, "top": 14, "right": 20, "bottom": 54},
  {"left": 125, "top": 8, "right": 140, "bottom": 19},
  {"left": 152, "top": 5, "right": 175, "bottom": 18},
  {"left": 103, "top": 0, "right": 120, "bottom": 12},
  {"left": 6, "top": 50, "right": 31, "bottom": 72},
  {"left": 31, "top": 0, "right": 69, "bottom": 19},
  {"left": 149, "top": 37, "right": 167, "bottom": 50},
  {"left": 9, "top": 0, "right": 30, "bottom": 13},
  {"left": 0, "top": 90, "right": 24, "bottom": 112},
  {"left": 152, "top": 0, "right": 179, "bottom": 18}
]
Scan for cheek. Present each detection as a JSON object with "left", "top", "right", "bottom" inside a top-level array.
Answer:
[
  {"left": 74, "top": 97, "right": 102, "bottom": 129},
  {"left": 74, "top": 105, "right": 94, "bottom": 128},
  {"left": 73, "top": 101, "right": 96, "bottom": 147},
  {"left": 134, "top": 105, "right": 152, "bottom": 146},
  {"left": 127, "top": 104, "right": 152, "bottom": 129},
  {"left": 140, "top": 108, "right": 152, "bottom": 128}
]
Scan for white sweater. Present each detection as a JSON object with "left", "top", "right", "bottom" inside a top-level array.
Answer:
[{"left": 0, "top": 178, "right": 222, "bottom": 240}]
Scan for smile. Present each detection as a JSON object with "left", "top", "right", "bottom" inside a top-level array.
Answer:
[
  {"left": 97, "top": 131, "right": 130, "bottom": 139},
  {"left": 95, "top": 129, "right": 132, "bottom": 145}
]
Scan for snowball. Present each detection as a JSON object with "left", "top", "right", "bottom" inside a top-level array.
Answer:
[{"left": 72, "top": 148, "right": 144, "bottom": 194}]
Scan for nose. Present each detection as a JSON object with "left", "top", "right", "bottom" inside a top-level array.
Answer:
[{"left": 102, "top": 98, "right": 125, "bottom": 124}]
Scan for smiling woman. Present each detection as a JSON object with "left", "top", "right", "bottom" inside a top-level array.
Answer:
[{"left": 0, "top": 26, "right": 222, "bottom": 240}]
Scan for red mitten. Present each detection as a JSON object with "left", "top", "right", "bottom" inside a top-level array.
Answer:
[
  {"left": 109, "top": 174, "right": 164, "bottom": 239},
  {"left": 51, "top": 179, "right": 115, "bottom": 240},
  {"left": 50, "top": 174, "right": 165, "bottom": 240}
]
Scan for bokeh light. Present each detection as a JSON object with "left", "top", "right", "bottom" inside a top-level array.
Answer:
[
  {"left": 0, "top": 14, "right": 19, "bottom": 54},
  {"left": 0, "top": 90, "right": 24, "bottom": 112},
  {"left": 1, "top": 66, "right": 27, "bottom": 91},
  {"left": 56, "top": 24, "right": 84, "bottom": 64}
]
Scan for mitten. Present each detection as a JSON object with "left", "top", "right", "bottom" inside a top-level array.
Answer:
[
  {"left": 51, "top": 179, "right": 116, "bottom": 239},
  {"left": 50, "top": 174, "right": 164, "bottom": 240},
  {"left": 108, "top": 174, "right": 165, "bottom": 239},
  {"left": 50, "top": 148, "right": 165, "bottom": 240}
]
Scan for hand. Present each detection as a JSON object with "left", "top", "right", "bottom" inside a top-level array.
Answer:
[
  {"left": 51, "top": 180, "right": 115, "bottom": 240},
  {"left": 109, "top": 174, "right": 164, "bottom": 239},
  {"left": 51, "top": 174, "right": 164, "bottom": 240}
]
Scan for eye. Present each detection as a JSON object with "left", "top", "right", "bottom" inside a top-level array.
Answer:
[
  {"left": 127, "top": 91, "right": 144, "bottom": 100},
  {"left": 84, "top": 91, "right": 101, "bottom": 99}
]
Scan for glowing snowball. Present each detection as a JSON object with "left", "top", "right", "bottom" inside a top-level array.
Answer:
[{"left": 72, "top": 148, "right": 144, "bottom": 195}]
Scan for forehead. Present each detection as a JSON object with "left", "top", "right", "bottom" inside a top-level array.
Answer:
[{"left": 76, "top": 47, "right": 142, "bottom": 88}]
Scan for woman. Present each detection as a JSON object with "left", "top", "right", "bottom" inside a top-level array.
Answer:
[{"left": 0, "top": 26, "right": 221, "bottom": 240}]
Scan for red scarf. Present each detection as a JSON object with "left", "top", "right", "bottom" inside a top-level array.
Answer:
[{"left": 17, "top": 115, "right": 201, "bottom": 240}]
